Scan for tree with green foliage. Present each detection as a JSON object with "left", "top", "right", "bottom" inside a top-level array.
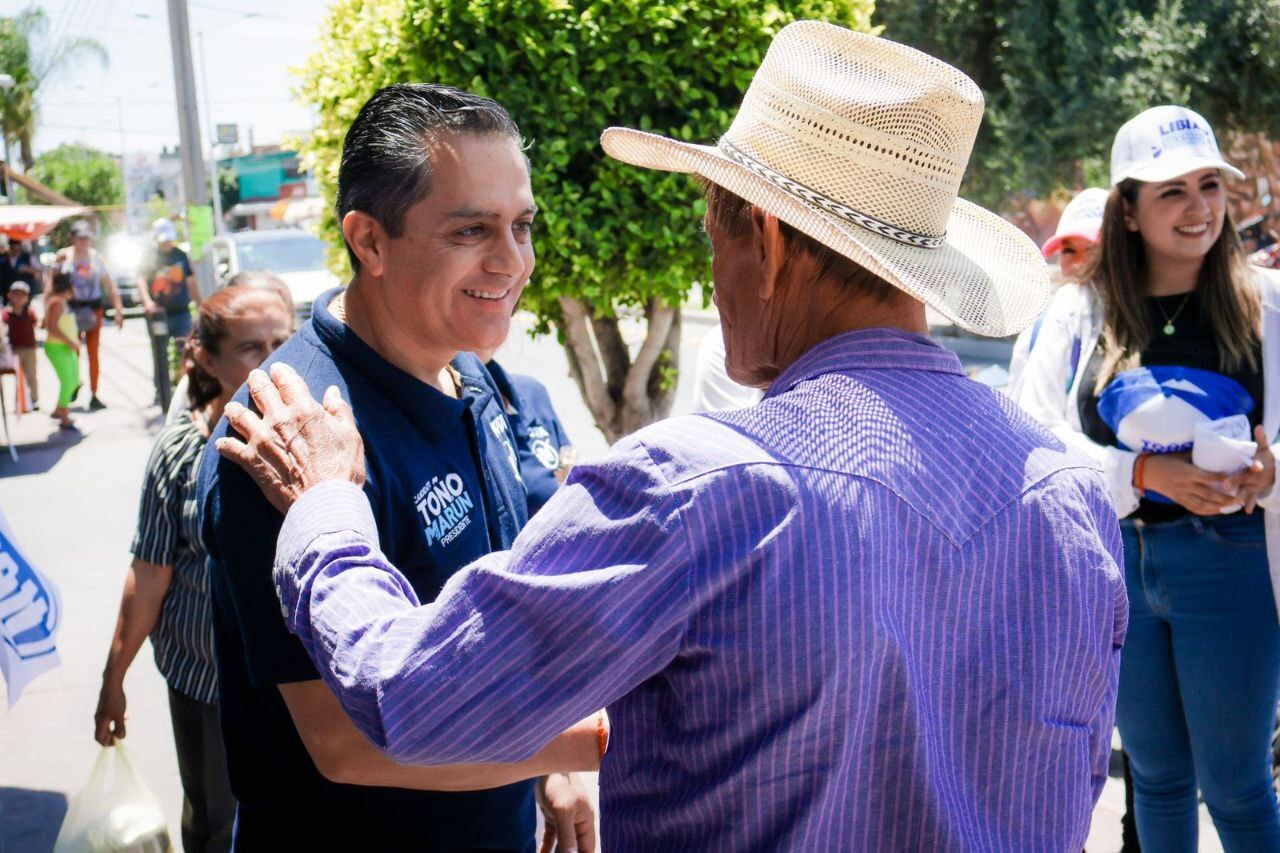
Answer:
[
  {"left": 873, "top": 0, "right": 1280, "bottom": 207},
  {"left": 29, "top": 143, "right": 123, "bottom": 242},
  {"left": 296, "top": 0, "right": 876, "bottom": 441},
  {"left": 218, "top": 165, "right": 240, "bottom": 217},
  {"left": 0, "top": 8, "right": 107, "bottom": 169}
]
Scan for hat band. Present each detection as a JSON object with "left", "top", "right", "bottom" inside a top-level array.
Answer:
[{"left": 719, "top": 140, "right": 946, "bottom": 249}]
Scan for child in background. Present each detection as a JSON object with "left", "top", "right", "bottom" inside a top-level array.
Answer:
[
  {"left": 43, "top": 272, "right": 80, "bottom": 429},
  {"left": 3, "top": 281, "right": 40, "bottom": 410}
]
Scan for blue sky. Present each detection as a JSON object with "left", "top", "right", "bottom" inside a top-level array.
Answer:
[{"left": 5, "top": 0, "right": 330, "bottom": 158}]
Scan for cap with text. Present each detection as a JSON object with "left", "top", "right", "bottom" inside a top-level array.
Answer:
[{"left": 1111, "top": 105, "right": 1244, "bottom": 185}]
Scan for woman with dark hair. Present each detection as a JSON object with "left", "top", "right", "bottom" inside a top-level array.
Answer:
[
  {"left": 42, "top": 270, "right": 81, "bottom": 429},
  {"left": 94, "top": 286, "right": 291, "bottom": 853},
  {"left": 1020, "top": 105, "right": 1280, "bottom": 847}
]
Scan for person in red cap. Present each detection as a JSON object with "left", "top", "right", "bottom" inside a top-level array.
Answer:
[{"left": 1007, "top": 187, "right": 1108, "bottom": 400}]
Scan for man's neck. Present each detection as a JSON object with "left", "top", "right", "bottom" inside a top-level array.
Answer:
[
  {"left": 791, "top": 294, "right": 928, "bottom": 362},
  {"left": 337, "top": 279, "right": 459, "bottom": 396},
  {"left": 744, "top": 289, "right": 928, "bottom": 388}
]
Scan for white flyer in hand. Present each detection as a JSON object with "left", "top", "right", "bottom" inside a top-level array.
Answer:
[{"left": 1192, "top": 414, "right": 1257, "bottom": 474}]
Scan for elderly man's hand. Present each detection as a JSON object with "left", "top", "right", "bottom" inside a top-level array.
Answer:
[{"left": 216, "top": 362, "right": 367, "bottom": 515}]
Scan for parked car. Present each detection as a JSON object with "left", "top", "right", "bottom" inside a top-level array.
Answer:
[
  {"left": 102, "top": 233, "right": 148, "bottom": 313},
  {"left": 207, "top": 229, "right": 340, "bottom": 321}
]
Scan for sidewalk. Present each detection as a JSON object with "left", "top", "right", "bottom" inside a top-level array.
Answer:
[{"left": 0, "top": 318, "right": 182, "bottom": 852}]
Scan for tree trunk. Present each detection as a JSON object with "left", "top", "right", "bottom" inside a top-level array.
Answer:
[
  {"left": 557, "top": 296, "right": 682, "bottom": 445},
  {"left": 17, "top": 129, "right": 34, "bottom": 172}
]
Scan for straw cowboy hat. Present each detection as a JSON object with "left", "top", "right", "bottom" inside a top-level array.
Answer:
[{"left": 600, "top": 21, "right": 1049, "bottom": 337}]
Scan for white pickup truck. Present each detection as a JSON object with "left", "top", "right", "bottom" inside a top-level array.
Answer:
[{"left": 207, "top": 229, "right": 341, "bottom": 321}]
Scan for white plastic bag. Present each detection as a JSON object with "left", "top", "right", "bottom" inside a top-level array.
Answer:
[
  {"left": 1192, "top": 414, "right": 1258, "bottom": 474},
  {"left": 53, "top": 744, "right": 173, "bottom": 853}
]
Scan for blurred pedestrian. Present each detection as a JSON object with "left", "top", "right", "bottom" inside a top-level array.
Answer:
[
  {"left": 219, "top": 25, "right": 1125, "bottom": 850},
  {"left": 1007, "top": 188, "right": 1108, "bottom": 404},
  {"left": 93, "top": 286, "right": 293, "bottom": 853},
  {"left": 2, "top": 281, "right": 39, "bottom": 410},
  {"left": 138, "top": 218, "right": 201, "bottom": 407},
  {"left": 42, "top": 271, "right": 80, "bottom": 429},
  {"left": 164, "top": 270, "right": 295, "bottom": 425},
  {"left": 1, "top": 236, "right": 40, "bottom": 303},
  {"left": 689, "top": 322, "right": 762, "bottom": 412},
  {"left": 57, "top": 220, "right": 124, "bottom": 411},
  {"left": 1019, "top": 104, "right": 1280, "bottom": 848}
]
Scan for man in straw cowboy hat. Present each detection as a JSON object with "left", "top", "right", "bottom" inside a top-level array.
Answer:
[{"left": 216, "top": 21, "right": 1126, "bottom": 850}]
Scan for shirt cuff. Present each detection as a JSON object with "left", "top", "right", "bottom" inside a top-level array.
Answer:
[
  {"left": 274, "top": 480, "right": 379, "bottom": 619},
  {"left": 1105, "top": 446, "right": 1140, "bottom": 519}
]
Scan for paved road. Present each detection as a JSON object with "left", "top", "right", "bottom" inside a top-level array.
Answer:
[{"left": 0, "top": 311, "right": 1221, "bottom": 851}]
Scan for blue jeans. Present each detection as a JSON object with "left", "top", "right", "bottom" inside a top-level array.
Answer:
[{"left": 1117, "top": 513, "right": 1280, "bottom": 852}]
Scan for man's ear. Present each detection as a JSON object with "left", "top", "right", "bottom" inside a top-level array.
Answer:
[
  {"left": 751, "top": 207, "right": 787, "bottom": 300},
  {"left": 341, "top": 211, "right": 388, "bottom": 277}
]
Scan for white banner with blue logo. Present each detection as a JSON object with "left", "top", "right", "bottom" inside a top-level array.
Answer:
[{"left": 0, "top": 507, "right": 61, "bottom": 708}]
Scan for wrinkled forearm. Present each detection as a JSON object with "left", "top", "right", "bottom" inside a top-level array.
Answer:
[{"left": 273, "top": 454, "right": 688, "bottom": 767}]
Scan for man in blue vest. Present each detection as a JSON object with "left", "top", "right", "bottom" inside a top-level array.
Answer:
[{"left": 198, "top": 84, "right": 596, "bottom": 851}]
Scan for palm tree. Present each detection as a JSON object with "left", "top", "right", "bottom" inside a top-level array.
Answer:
[{"left": 0, "top": 7, "right": 107, "bottom": 170}]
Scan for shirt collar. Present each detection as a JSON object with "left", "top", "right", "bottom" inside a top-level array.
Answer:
[
  {"left": 483, "top": 359, "right": 520, "bottom": 414},
  {"left": 309, "top": 288, "right": 492, "bottom": 442},
  {"left": 764, "top": 327, "right": 964, "bottom": 399}
]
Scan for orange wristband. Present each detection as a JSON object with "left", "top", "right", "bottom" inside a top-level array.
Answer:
[
  {"left": 1133, "top": 453, "right": 1149, "bottom": 497},
  {"left": 596, "top": 711, "right": 609, "bottom": 762}
]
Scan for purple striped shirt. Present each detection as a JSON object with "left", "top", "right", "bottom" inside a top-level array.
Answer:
[{"left": 274, "top": 328, "right": 1127, "bottom": 851}]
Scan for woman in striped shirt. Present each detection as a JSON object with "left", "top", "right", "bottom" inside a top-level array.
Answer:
[{"left": 94, "top": 286, "right": 292, "bottom": 853}]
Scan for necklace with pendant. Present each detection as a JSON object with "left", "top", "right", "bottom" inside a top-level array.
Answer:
[{"left": 1156, "top": 290, "right": 1194, "bottom": 336}]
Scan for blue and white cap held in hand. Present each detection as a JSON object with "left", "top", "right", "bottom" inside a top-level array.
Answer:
[
  {"left": 1111, "top": 105, "right": 1244, "bottom": 185},
  {"left": 1099, "top": 366, "right": 1254, "bottom": 504},
  {"left": 1098, "top": 366, "right": 1254, "bottom": 456}
]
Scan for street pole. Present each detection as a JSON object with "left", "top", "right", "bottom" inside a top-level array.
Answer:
[
  {"left": 161, "top": 0, "right": 210, "bottom": 411},
  {"left": 0, "top": 72, "right": 15, "bottom": 205},
  {"left": 197, "top": 31, "right": 224, "bottom": 234},
  {"left": 116, "top": 97, "right": 128, "bottom": 227},
  {"left": 165, "top": 0, "right": 208, "bottom": 210}
]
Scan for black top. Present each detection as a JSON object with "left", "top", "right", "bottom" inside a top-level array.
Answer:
[
  {"left": 198, "top": 289, "right": 534, "bottom": 851},
  {"left": 0, "top": 251, "right": 36, "bottom": 302},
  {"left": 138, "top": 246, "right": 194, "bottom": 315},
  {"left": 1080, "top": 290, "right": 1263, "bottom": 523}
]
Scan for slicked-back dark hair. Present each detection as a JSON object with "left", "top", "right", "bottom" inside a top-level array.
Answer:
[{"left": 337, "top": 83, "right": 522, "bottom": 271}]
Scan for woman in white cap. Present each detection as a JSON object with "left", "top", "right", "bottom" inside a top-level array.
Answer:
[
  {"left": 1006, "top": 186, "right": 1108, "bottom": 400},
  {"left": 1020, "top": 105, "right": 1280, "bottom": 847},
  {"left": 55, "top": 219, "right": 124, "bottom": 410}
]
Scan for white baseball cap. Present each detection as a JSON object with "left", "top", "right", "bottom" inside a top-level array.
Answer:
[
  {"left": 1110, "top": 105, "right": 1245, "bottom": 185},
  {"left": 152, "top": 217, "right": 178, "bottom": 243},
  {"left": 1042, "top": 187, "right": 1109, "bottom": 259}
]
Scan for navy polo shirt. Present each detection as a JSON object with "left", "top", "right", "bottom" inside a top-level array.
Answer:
[
  {"left": 198, "top": 288, "right": 533, "bottom": 851},
  {"left": 484, "top": 360, "right": 573, "bottom": 516}
]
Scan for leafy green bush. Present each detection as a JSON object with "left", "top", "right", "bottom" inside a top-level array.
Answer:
[{"left": 297, "top": 0, "right": 875, "bottom": 440}]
